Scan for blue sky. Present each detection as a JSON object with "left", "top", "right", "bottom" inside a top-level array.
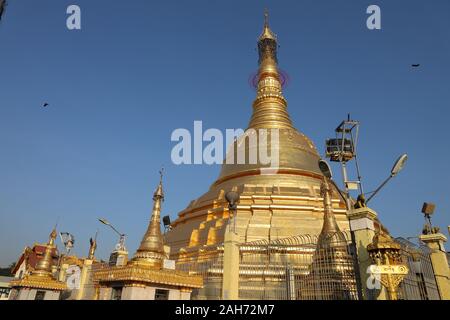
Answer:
[{"left": 0, "top": 0, "right": 449, "bottom": 266}]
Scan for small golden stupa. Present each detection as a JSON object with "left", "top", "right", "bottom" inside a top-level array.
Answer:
[
  {"left": 9, "top": 228, "right": 67, "bottom": 300},
  {"left": 300, "top": 177, "right": 359, "bottom": 300},
  {"left": 94, "top": 171, "right": 202, "bottom": 300},
  {"left": 165, "top": 12, "right": 349, "bottom": 261}
]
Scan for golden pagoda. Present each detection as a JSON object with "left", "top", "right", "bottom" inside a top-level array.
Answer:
[
  {"left": 94, "top": 171, "right": 203, "bottom": 300},
  {"left": 132, "top": 172, "right": 166, "bottom": 268},
  {"left": 9, "top": 228, "right": 67, "bottom": 300},
  {"left": 300, "top": 177, "right": 359, "bottom": 300},
  {"left": 165, "top": 12, "right": 349, "bottom": 262}
]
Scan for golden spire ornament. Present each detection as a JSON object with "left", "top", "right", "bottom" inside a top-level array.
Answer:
[
  {"left": 132, "top": 168, "right": 166, "bottom": 268},
  {"left": 33, "top": 228, "right": 57, "bottom": 277},
  {"left": 367, "top": 231, "right": 409, "bottom": 300},
  {"left": 259, "top": 9, "right": 277, "bottom": 41},
  {"left": 88, "top": 231, "right": 98, "bottom": 260},
  {"left": 249, "top": 9, "right": 293, "bottom": 130},
  {"left": 9, "top": 227, "right": 67, "bottom": 293},
  {"left": 317, "top": 177, "right": 347, "bottom": 246}
]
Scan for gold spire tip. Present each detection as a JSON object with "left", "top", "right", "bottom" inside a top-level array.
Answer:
[
  {"left": 153, "top": 168, "right": 165, "bottom": 200},
  {"left": 259, "top": 9, "right": 276, "bottom": 41}
]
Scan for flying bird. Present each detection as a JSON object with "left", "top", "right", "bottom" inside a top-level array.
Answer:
[
  {"left": 0, "top": 0, "right": 6, "bottom": 21},
  {"left": 411, "top": 64, "right": 420, "bottom": 68},
  {"left": 42, "top": 103, "right": 49, "bottom": 107}
]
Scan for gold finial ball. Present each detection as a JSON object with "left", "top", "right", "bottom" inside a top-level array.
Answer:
[{"left": 50, "top": 228, "right": 57, "bottom": 240}]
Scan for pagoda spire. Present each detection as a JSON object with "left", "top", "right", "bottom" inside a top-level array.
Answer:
[
  {"left": 33, "top": 228, "right": 57, "bottom": 277},
  {"left": 259, "top": 9, "right": 277, "bottom": 41},
  {"left": 132, "top": 169, "right": 166, "bottom": 268},
  {"left": 8, "top": 227, "right": 67, "bottom": 293},
  {"left": 317, "top": 177, "right": 347, "bottom": 247},
  {"left": 248, "top": 10, "right": 293, "bottom": 130}
]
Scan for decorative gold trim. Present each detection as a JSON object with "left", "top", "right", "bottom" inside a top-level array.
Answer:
[
  {"left": 9, "top": 274, "right": 67, "bottom": 291},
  {"left": 212, "top": 168, "right": 323, "bottom": 187},
  {"left": 93, "top": 265, "right": 203, "bottom": 289}
]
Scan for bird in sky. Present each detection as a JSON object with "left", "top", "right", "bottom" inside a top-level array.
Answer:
[
  {"left": 411, "top": 64, "right": 420, "bottom": 68},
  {"left": 0, "top": 0, "right": 6, "bottom": 21},
  {"left": 42, "top": 103, "right": 49, "bottom": 107}
]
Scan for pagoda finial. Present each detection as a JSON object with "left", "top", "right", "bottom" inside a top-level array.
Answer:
[
  {"left": 264, "top": 8, "right": 269, "bottom": 27},
  {"left": 317, "top": 177, "right": 346, "bottom": 247},
  {"left": 49, "top": 227, "right": 57, "bottom": 246},
  {"left": 259, "top": 9, "right": 277, "bottom": 41},
  {"left": 154, "top": 167, "right": 164, "bottom": 200},
  {"left": 159, "top": 167, "right": 164, "bottom": 184}
]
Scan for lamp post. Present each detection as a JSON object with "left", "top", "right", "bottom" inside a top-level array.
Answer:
[
  {"left": 222, "top": 190, "right": 240, "bottom": 300},
  {"left": 98, "top": 218, "right": 126, "bottom": 251},
  {"left": 366, "top": 154, "right": 408, "bottom": 203},
  {"left": 225, "top": 191, "right": 239, "bottom": 234}
]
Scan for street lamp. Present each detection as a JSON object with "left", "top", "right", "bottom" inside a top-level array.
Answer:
[
  {"left": 366, "top": 154, "right": 408, "bottom": 203},
  {"left": 98, "top": 218, "right": 126, "bottom": 251},
  {"left": 319, "top": 159, "right": 333, "bottom": 179},
  {"left": 319, "top": 158, "right": 351, "bottom": 207}
]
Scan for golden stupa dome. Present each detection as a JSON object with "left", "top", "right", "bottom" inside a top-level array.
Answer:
[
  {"left": 166, "top": 12, "right": 348, "bottom": 255},
  {"left": 216, "top": 129, "right": 322, "bottom": 186},
  {"left": 203, "top": 12, "right": 324, "bottom": 196}
]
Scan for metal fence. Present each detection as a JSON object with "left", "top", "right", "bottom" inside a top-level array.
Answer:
[
  {"left": 396, "top": 237, "right": 440, "bottom": 300},
  {"left": 175, "top": 234, "right": 443, "bottom": 300},
  {"left": 176, "top": 248, "right": 224, "bottom": 300},
  {"left": 239, "top": 233, "right": 359, "bottom": 300},
  {"left": 176, "top": 232, "right": 359, "bottom": 300}
]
